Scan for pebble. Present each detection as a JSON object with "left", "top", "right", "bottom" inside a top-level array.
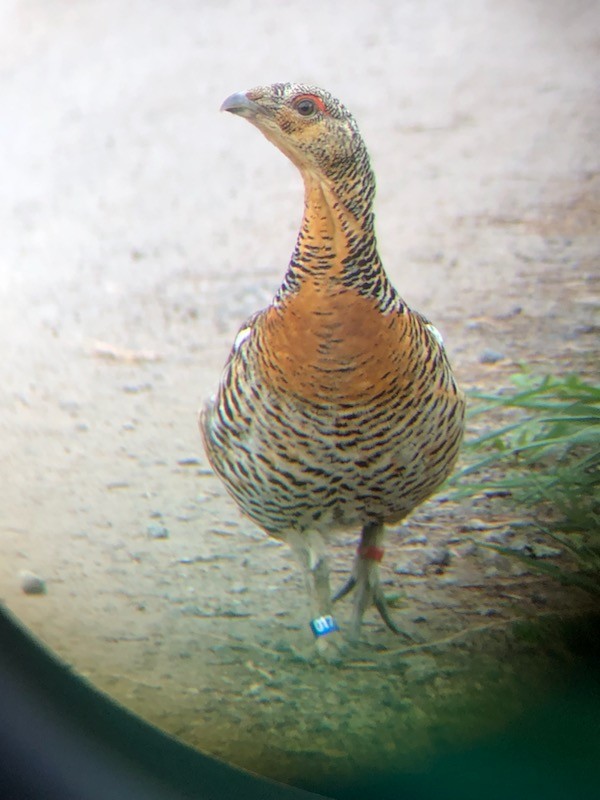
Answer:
[
  {"left": 461, "top": 518, "right": 492, "bottom": 531},
  {"left": 404, "top": 655, "right": 438, "bottom": 683},
  {"left": 59, "top": 400, "right": 81, "bottom": 415},
  {"left": 394, "top": 554, "right": 427, "bottom": 576},
  {"left": 122, "top": 382, "right": 153, "bottom": 393},
  {"left": 180, "top": 603, "right": 204, "bottom": 616},
  {"left": 526, "top": 542, "right": 562, "bottom": 559},
  {"left": 452, "top": 541, "right": 478, "bottom": 558},
  {"left": 405, "top": 532, "right": 428, "bottom": 545},
  {"left": 147, "top": 523, "right": 169, "bottom": 539},
  {"left": 437, "top": 574, "right": 460, "bottom": 586},
  {"left": 20, "top": 571, "right": 47, "bottom": 595},
  {"left": 483, "top": 527, "right": 514, "bottom": 545},
  {"left": 572, "top": 324, "right": 600, "bottom": 337},
  {"left": 427, "top": 547, "right": 451, "bottom": 566},
  {"left": 510, "top": 537, "right": 562, "bottom": 558},
  {"left": 479, "top": 348, "right": 505, "bottom": 364},
  {"left": 177, "top": 456, "right": 202, "bottom": 466},
  {"left": 509, "top": 562, "right": 530, "bottom": 577},
  {"left": 480, "top": 549, "right": 511, "bottom": 570},
  {"left": 394, "top": 546, "right": 451, "bottom": 576},
  {"left": 480, "top": 607, "right": 500, "bottom": 617}
]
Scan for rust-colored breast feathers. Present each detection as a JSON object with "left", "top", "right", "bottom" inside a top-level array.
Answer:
[{"left": 258, "top": 280, "right": 420, "bottom": 405}]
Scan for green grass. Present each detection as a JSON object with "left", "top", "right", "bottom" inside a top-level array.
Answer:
[{"left": 448, "top": 372, "right": 600, "bottom": 595}]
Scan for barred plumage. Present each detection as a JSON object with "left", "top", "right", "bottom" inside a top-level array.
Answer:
[{"left": 200, "top": 83, "right": 465, "bottom": 658}]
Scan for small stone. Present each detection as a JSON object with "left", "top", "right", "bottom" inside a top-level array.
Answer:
[
  {"left": 180, "top": 603, "right": 204, "bottom": 616},
  {"left": 59, "top": 400, "right": 81, "bottom": 415},
  {"left": 510, "top": 537, "right": 562, "bottom": 558},
  {"left": 147, "top": 523, "right": 169, "bottom": 539},
  {"left": 405, "top": 532, "right": 428, "bottom": 545},
  {"left": 394, "top": 553, "right": 427, "bottom": 576},
  {"left": 404, "top": 655, "right": 438, "bottom": 683},
  {"left": 484, "top": 527, "right": 514, "bottom": 545},
  {"left": 394, "top": 546, "right": 450, "bottom": 575},
  {"left": 437, "top": 574, "right": 460, "bottom": 586},
  {"left": 122, "top": 383, "right": 152, "bottom": 393},
  {"left": 480, "top": 607, "right": 500, "bottom": 617},
  {"left": 426, "top": 547, "right": 451, "bottom": 566},
  {"left": 452, "top": 541, "right": 478, "bottom": 558},
  {"left": 465, "top": 319, "right": 483, "bottom": 331},
  {"left": 20, "top": 571, "right": 46, "bottom": 595},
  {"left": 315, "top": 718, "right": 336, "bottom": 732},
  {"left": 572, "top": 324, "right": 600, "bottom": 337},
  {"left": 177, "top": 456, "right": 201, "bottom": 466},
  {"left": 509, "top": 562, "right": 530, "bottom": 577},
  {"left": 480, "top": 549, "right": 511, "bottom": 570},
  {"left": 479, "top": 348, "right": 505, "bottom": 364},
  {"left": 461, "top": 518, "right": 492, "bottom": 531},
  {"left": 527, "top": 543, "right": 562, "bottom": 559}
]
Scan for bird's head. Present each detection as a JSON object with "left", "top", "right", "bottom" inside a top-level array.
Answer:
[{"left": 221, "top": 83, "right": 371, "bottom": 186}]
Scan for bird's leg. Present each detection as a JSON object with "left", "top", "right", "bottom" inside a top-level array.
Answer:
[
  {"left": 285, "top": 529, "right": 344, "bottom": 660},
  {"left": 347, "top": 521, "right": 386, "bottom": 641},
  {"left": 335, "top": 521, "right": 412, "bottom": 642}
]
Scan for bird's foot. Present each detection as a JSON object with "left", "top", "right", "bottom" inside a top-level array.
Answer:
[
  {"left": 331, "top": 574, "right": 356, "bottom": 603},
  {"left": 332, "top": 572, "right": 410, "bottom": 636},
  {"left": 334, "top": 535, "right": 417, "bottom": 642},
  {"left": 308, "top": 613, "right": 346, "bottom": 663},
  {"left": 314, "top": 629, "right": 346, "bottom": 664},
  {"left": 366, "top": 584, "right": 416, "bottom": 642}
]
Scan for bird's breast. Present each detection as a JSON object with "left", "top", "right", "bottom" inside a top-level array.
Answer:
[{"left": 258, "top": 281, "right": 413, "bottom": 405}]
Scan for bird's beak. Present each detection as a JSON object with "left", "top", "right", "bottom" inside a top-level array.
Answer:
[{"left": 220, "top": 91, "right": 262, "bottom": 118}]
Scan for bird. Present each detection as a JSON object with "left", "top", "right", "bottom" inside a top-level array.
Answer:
[{"left": 200, "top": 83, "right": 465, "bottom": 658}]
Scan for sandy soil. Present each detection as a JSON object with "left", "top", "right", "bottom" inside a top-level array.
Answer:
[{"left": 1, "top": 0, "right": 599, "bottom": 791}]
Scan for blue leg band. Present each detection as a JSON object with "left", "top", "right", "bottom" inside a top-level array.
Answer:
[{"left": 310, "top": 615, "right": 340, "bottom": 638}]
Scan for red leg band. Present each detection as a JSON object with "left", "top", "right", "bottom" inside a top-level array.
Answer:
[{"left": 358, "top": 545, "right": 384, "bottom": 562}]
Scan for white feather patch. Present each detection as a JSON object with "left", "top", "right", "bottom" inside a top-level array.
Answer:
[
  {"left": 425, "top": 323, "right": 444, "bottom": 347},
  {"left": 233, "top": 326, "right": 252, "bottom": 351}
]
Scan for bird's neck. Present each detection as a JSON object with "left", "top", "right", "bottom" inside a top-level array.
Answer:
[{"left": 277, "top": 170, "right": 384, "bottom": 296}]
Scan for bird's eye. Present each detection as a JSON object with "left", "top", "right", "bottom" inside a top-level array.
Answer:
[
  {"left": 292, "top": 94, "right": 326, "bottom": 117},
  {"left": 295, "top": 98, "right": 316, "bottom": 116}
]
